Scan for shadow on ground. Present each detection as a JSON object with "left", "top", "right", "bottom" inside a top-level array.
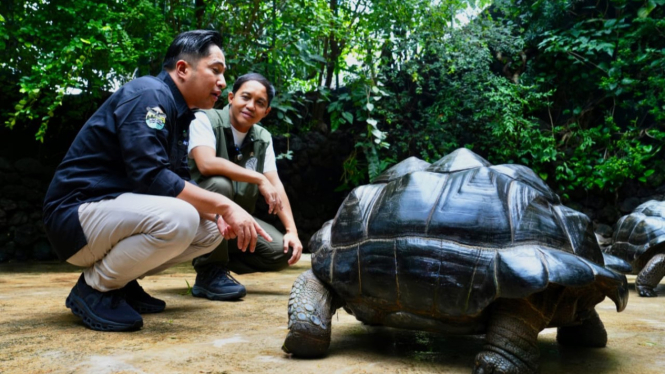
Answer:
[{"left": 1, "top": 255, "right": 664, "bottom": 374}]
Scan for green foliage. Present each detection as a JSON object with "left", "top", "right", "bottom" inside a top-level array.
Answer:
[
  {"left": 1, "top": 0, "right": 171, "bottom": 141},
  {"left": 2, "top": 0, "right": 662, "bottom": 197},
  {"left": 2, "top": 0, "right": 485, "bottom": 140},
  {"left": 328, "top": 77, "right": 391, "bottom": 184},
  {"left": 355, "top": 0, "right": 664, "bottom": 196},
  {"left": 512, "top": 0, "right": 665, "bottom": 193}
]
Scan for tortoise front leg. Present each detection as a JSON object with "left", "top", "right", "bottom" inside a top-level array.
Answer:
[
  {"left": 283, "top": 270, "right": 341, "bottom": 357},
  {"left": 636, "top": 254, "right": 665, "bottom": 297},
  {"left": 474, "top": 299, "right": 547, "bottom": 374}
]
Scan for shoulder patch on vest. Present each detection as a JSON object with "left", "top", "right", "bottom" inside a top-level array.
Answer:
[{"left": 145, "top": 106, "right": 166, "bottom": 130}]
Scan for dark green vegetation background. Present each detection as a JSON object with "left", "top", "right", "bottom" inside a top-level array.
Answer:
[{"left": 0, "top": 0, "right": 664, "bottom": 259}]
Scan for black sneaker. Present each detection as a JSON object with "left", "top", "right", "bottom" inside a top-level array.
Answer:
[
  {"left": 123, "top": 280, "right": 166, "bottom": 314},
  {"left": 192, "top": 265, "right": 247, "bottom": 301},
  {"left": 65, "top": 274, "right": 143, "bottom": 332}
]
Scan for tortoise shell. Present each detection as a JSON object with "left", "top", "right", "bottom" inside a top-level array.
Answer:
[
  {"left": 310, "top": 149, "right": 627, "bottom": 323},
  {"left": 605, "top": 200, "right": 665, "bottom": 273}
]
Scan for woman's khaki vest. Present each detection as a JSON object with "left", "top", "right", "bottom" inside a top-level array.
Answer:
[{"left": 189, "top": 105, "right": 272, "bottom": 214}]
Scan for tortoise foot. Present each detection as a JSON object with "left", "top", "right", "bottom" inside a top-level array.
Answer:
[
  {"left": 474, "top": 351, "right": 531, "bottom": 374},
  {"left": 636, "top": 285, "right": 658, "bottom": 297},
  {"left": 479, "top": 299, "right": 542, "bottom": 374},
  {"left": 557, "top": 310, "right": 607, "bottom": 348},
  {"left": 282, "top": 270, "right": 338, "bottom": 358},
  {"left": 283, "top": 330, "right": 330, "bottom": 358},
  {"left": 635, "top": 254, "right": 665, "bottom": 297}
]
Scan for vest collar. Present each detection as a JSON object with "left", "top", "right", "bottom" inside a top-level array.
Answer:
[{"left": 221, "top": 104, "right": 258, "bottom": 145}]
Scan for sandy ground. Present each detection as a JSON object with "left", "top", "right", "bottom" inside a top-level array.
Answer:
[{"left": 1, "top": 254, "right": 664, "bottom": 374}]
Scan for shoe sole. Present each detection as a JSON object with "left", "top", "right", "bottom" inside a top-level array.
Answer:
[
  {"left": 66, "top": 294, "right": 143, "bottom": 332},
  {"left": 191, "top": 285, "right": 246, "bottom": 301}
]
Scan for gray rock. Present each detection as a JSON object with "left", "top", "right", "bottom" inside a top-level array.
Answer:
[
  {"left": 0, "top": 231, "right": 10, "bottom": 246},
  {"left": 8, "top": 211, "right": 28, "bottom": 226},
  {"left": 620, "top": 197, "right": 641, "bottom": 213},
  {"left": 290, "top": 136, "right": 304, "bottom": 151},
  {"left": 586, "top": 195, "right": 606, "bottom": 209},
  {"left": 14, "top": 158, "right": 45, "bottom": 177},
  {"left": 20, "top": 177, "right": 41, "bottom": 189},
  {"left": 14, "top": 224, "right": 38, "bottom": 247},
  {"left": 595, "top": 233, "right": 612, "bottom": 249},
  {"left": 0, "top": 199, "right": 17, "bottom": 212},
  {"left": 0, "top": 157, "right": 13, "bottom": 172},
  {"left": 594, "top": 223, "right": 613, "bottom": 238},
  {"left": 595, "top": 204, "right": 619, "bottom": 224},
  {"left": 32, "top": 240, "right": 55, "bottom": 261},
  {"left": 1, "top": 241, "right": 18, "bottom": 262}
]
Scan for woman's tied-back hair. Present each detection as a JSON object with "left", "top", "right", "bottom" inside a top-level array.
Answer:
[
  {"left": 162, "top": 30, "right": 223, "bottom": 70},
  {"left": 232, "top": 73, "right": 276, "bottom": 106}
]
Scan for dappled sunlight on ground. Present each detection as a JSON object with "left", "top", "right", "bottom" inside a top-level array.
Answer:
[{"left": 1, "top": 255, "right": 664, "bottom": 373}]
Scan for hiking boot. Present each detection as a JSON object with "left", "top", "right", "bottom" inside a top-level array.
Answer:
[
  {"left": 123, "top": 280, "right": 166, "bottom": 314},
  {"left": 192, "top": 265, "right": 246, "bottom": 301},
  {"left": 65, "top": 273, "right": 143, "bottom": 332}
]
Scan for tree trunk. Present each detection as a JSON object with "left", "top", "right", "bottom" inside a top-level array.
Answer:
[
  {"left": 195, "top": 0, "right": 205, "bottom": 29},
  {"left": 324, "top": 0, "right": 338, "bottom": 89}
]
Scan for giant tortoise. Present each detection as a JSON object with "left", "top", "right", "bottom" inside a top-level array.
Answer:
[
  {"left": 282, "top": 148, "right": 628, "bottom": 374},
  {"left": 604, "top": 200, "right": 665, "bottom": 297}
]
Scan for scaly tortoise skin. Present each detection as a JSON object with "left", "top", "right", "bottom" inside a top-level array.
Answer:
[
  {"left": 604, "top": 200, "right": 665, "bottom": 297},
  {"left": 283, "top": 148, "right": 628, "bottom": 374}
]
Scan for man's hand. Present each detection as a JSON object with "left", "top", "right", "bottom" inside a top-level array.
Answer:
[
  {"left": 283, "top": 231, "right": 303, "bottom": 265},
  {"left": 177, "top": 182, "right": 271, "bottom": 253},
  {"left": 258, "top": 177, "right": 283, "bottom": 215},
  {"left": 222, "top": 205, "right": 272, "bottom": 252},
  {"left": 215, "top": 214, "right": 234, "bottom": 240}
]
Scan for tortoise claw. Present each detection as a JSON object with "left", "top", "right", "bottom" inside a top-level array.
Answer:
[
  {"left": 636, "top": 285, "right": 658, "bottom": 297},
  {"left": 474, "top": 351, "right": 528, "bottom": 374}
]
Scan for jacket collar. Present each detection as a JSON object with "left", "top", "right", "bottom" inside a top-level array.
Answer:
[{"left": 158, "top": 70, "right": 191, "bottom": 119}]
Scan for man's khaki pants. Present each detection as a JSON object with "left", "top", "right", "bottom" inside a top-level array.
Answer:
[{"left": 67, "top": 193, "right": 221, "bottom": 292}]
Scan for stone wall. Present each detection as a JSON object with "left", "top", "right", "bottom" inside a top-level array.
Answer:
[
  {"left": 0, "top": 99, "right": 662, "bottom": 262},
  {"left": 2, "top": 138, "right": 662, "bottom": 263},
  {"left": 251, "top": 130, "right": 355, "bottom": 248},
  {"left": 0, "top": 157, "right": 56, "bottom": 261},
  {"left": 0, "top": 128, "right": 356, "bottom": 262}
]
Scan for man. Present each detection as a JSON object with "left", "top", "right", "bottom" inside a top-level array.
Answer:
[
  {"left": 43, "top": 30, "right": 270, "bottom": 332},
  {"left": 187, "top": 73, "right": 303, "bottom": 301}
]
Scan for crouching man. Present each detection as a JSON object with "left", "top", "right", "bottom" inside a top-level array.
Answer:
[
  {"left": 187, "top": 73, "right": 303, "bottom": 301},
  {"left": 43, "top": 30, "right": 270, "bottom": 332}
]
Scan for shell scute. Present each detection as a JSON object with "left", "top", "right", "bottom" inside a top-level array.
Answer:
[
  {"left": 359, "top": 240, "right": 398, "bottom": 304},
  {"left": 373, "top": 156, "right": 431, "bottom": 183},
  {"left": 538, "top": 249, "right": 595, "bottom": 287},
  {"left": 495, "top": 247, "right": 548, "bottom": 299},
  {"left": 366, "top": 171, "right": 449, "bottom": 240},
  {"left": 427, "top": 168, "right": 511, "bottom": 246},
  {"left": 331, "top": 184, "right": 385, "bottom": 246},
  {"left": 395, "top": 238, "right": 442, "bottom": 313},
  {"left": 605, "top": 200, "right": 665, "bottom": 272},
  {"left": 311, "top": 148, "right": 628, "bottom": 319},
  {"left": 511, "top": 196, "right": 567, "bottom": 248},
  {"left": 327, "top": 244, "right": 360, "bottom": 300}
]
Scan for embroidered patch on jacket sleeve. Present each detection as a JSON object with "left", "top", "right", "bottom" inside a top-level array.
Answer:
[{"left": 145, "top": 107, "right": 166, "bottom": 130}]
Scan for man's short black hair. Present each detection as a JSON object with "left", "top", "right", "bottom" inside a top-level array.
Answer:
[
  {"left": 232, "top": 73, "right": 276, "bottom": 106},
  {"left": 163, "top": 30, "right": 223, "bottom": 70}
]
